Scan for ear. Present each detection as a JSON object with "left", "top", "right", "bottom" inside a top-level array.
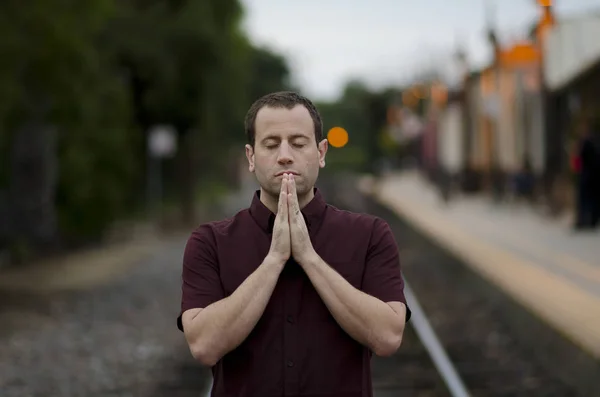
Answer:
[
  {"left": 245, "top": 144, "right": 255, "bottom": 172},
  {"left": 317, "top": 138, "right": 328, "bottom": 168}
]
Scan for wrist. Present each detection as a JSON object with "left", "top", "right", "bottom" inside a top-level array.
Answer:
[
  {"left": 297, "top": 249, "right": 320, "bottom": 268},
  {"left": 264, "top": 254, "right": 287, "bottom": 270}
]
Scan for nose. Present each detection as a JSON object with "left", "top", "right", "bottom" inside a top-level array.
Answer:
[{"left": 277, "top": 141, "right": 293, "bottom": 165}]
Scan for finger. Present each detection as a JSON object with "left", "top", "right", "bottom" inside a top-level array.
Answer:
[
  {"left": 289, "top": 176, "right": 299, "bottom": 215},
  {"left": 287, "top": 192, "right": 295, "bottom": 222},
  {"left": 280, "top": 175, "right": 287, "bottom": 195},
  {"left": 278, "top": 178, "right": 287, "bottom": 220},
  {"left": 282, "top": 185, "right": 289, "bottom": 223},
  {"left": 285, "top": 174, "right": 290, "bottom": 194},
  {"left": 289, "top": 174, "right": 297, "bottom": 198}
]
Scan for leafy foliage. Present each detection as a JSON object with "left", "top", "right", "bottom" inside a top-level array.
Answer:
[{"left": 0, "top": 0, "right": 292, "bottom": 253}]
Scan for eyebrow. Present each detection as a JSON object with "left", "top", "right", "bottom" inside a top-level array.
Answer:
[{"left": 289, "top": 134, "right": 309, "bottom": 140}]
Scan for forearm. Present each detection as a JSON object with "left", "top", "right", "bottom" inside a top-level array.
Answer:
[
  {"left": 186, "top": 256, "right": 284, "bottom": 365},
  {"left": 301, "top": 253, "right": 405, "bottom": 356}
]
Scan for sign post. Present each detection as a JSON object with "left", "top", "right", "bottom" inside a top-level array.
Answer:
[{"left": 147, "top": 125, "right": 177, "bottom": 215}]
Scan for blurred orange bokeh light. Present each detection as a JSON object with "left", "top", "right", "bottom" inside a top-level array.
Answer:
[{"left": 327, "top": 127, "right": 349, "bottom": 148}]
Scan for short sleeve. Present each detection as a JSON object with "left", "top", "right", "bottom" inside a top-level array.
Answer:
[
  {"left": 361, "top": 217, "right": 411, "bottom": 322},
  {"left": 177, "top": 225, "right": 225, "bottom": 331}
]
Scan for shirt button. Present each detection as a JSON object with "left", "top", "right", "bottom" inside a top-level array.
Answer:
[
  {"left": 286, "top": 315, "right": 294, "bottom": 324},
  {"left": 287, "top": 360, "right": 294, "bottom": 368}
]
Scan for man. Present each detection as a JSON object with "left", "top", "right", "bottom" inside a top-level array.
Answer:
[
  {"left": 177, "top": 91, "right": 411, "bottom": 396},
  {"left": 573, "top": 120, "right": 600, "bottom": 230}
]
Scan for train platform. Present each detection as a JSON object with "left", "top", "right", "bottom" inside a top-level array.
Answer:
[{"left": 360, "top": 171, "right": 600, "bottom": 362}]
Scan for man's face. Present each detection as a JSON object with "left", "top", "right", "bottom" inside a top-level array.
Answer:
[{"left": 245, "top": 105, "right": 328, "bottom": 200}]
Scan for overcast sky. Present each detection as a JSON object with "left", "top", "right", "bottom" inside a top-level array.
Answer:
[{"left": 240, "top": 0, "right": 600, "bottom": 101}]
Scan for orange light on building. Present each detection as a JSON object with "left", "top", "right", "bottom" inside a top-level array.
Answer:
[
  {"left": 533, "top": 0, "right": 555, "bottom": 43},
  {"left": 535, "top": 5, "right": 555, "bottom": 43},
  {"left": 499, "top": 43, "right": 540, "bottom": 67}
]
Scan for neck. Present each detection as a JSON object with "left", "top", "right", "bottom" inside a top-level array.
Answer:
[{"left": 260, "top": 187, "right": 315, "bottom": 214}]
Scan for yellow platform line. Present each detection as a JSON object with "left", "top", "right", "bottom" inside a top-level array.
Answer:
[
  {"left": 555, "top": 254, "right": 600, "bottom": 285},
  {"left": 452, "top": 205, "right": 600, "bottom": 285}
]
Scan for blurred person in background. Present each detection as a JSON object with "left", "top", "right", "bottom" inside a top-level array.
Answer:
[
  {"left": 177, "top": 91, "right": 410, "bottom": 396},
  {"left": 512, "top": 155, "right": 535, "bottom": 204},
  {"left": 572, "top": 119, "right": 600, "bottom": 230}
]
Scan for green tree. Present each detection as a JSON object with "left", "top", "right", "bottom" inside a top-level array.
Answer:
[
  {"left": 0, "top": 0, "right": 295, "bottom": 259},
  {"left": 0, "top": 0, "right": 139, "bottom": 249},
  {"left": 316, "top": 81, "right": 400, "bottom": 173}
]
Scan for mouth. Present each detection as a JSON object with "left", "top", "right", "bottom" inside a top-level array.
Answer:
[{"left": 275, "top": 171, "right": 299, "bottom": 177}]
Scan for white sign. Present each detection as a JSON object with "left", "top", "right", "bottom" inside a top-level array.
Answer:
[{"left": 148, "top": 125, "right": 177, "bottom": 158}]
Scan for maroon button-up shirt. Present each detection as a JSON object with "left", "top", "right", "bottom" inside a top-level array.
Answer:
[{"left": 178, "top": 188, "right": 410, "bottom": 397}]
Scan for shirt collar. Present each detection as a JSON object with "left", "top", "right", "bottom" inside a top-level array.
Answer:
[{"left": 249, "top": 188, "right": 327, "bottom": 233}]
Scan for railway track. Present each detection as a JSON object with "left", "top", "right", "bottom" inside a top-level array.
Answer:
[{"left": 325, "top": 173, "right": 583, "bottom": 397}]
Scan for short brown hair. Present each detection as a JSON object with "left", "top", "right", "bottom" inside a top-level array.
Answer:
[{"left": 244, "top": 91, "right": 323, "bottom": 147}]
